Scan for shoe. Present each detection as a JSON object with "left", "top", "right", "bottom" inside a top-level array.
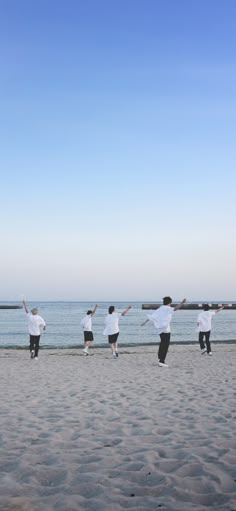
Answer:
[
  {"left": 30, "top": 350, "right": 35, "bottom": 359},
  {"left": 115, "top": 352, "right": 119, "bottom": 357},
  {"left": 201, "top": 348, "right": 207, "bottom": 354},
  {"left": 208, "top": 352, "right": 212, "bottom": 356},
  {"left": 158, "top": 362, "right": 168, "bottom": 367},
  {"left": 112, "top": 353, "right": 116, "bottom": 359},
  {"left": 34, "top": 357, "right": 38, "bottom": 360},
  {"left": 82, "top": 348, "right": 89, "bottom": 355}
]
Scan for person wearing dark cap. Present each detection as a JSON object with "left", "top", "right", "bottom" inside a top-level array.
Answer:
[
  {"left": 197, "top": 304, "right": 224, "bottom": 355},
  {"left": 22, "top": 299, "right": 46, "bottom": 360},
  {"left": 80, "top": 304, "right": 98, "bottom": 355}
]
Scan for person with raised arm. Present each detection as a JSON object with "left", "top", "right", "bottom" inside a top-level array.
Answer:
[
  {"left": 197, "top": 304, "right": 224, "bottom": 356},
  {"left": 80, "top": 304, "right": 98, "bottom": 355},
  {"left": 103, "top": 305, "right": 132, "bottom": 359},
  {"left": 22, "top": 300, "right": 46, "bottom": 360},
  {"left": 141, "top": 296, "right": 186, "bottom": 367}
]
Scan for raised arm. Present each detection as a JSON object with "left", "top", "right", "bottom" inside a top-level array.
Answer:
[
  {"left": 91, "top": 304, "right": 98, "bottom": 316},
  {"left": 173, "top": 298, "right": 187, "bottom": 311},
  {"left": 121, "top": 305, "right": 132, "bottom": 316},
  {"left": 215, "top": 305, "right": 224, "bottom": 313},
  {"left": 22, "top": 300, "right": 29, "bottom": 314}
]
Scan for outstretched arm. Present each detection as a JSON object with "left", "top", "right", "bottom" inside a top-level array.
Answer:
[
  {"left": 91, "top": 304, "right": 98, "bottom": 316},
  {"left": 141, "top": 318, "right": 149, "bottom": 327},
  {"left": 121, "top": 305, "right": 132, "bottom": 316},
  {"left": 216, "top": 305, "right": 224, "bottom": 313},
  {"left": 22, "top": 300, "right": 29, "bottom": 314},
  {"left": 174, "top": 298, "right": 187, "bottom": 311}
]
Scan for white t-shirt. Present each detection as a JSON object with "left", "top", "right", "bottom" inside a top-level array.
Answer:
[
  {"left": 80, "top": 315, "right": 92, "bottom": 331},
  {"left": 197, "top": 311, "right": 215, "bottom": 332},
  {"left": 147, "top": 305, "right": 174, "bottom": 334},
  {"left": 103, "top": 312, "right": 122, "bottom": 336},
  {"left": 27, "top": 313, "right": 46, "bottom": 335}
]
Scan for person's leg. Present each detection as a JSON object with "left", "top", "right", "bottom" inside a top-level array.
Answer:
[
  {"left": 205, "top": 331, "right": 211, "bottom": 354},
  {"left": 108, "top": 334, "right": 119, "bottom": 358},
  {"left": 34, "top": 336, "right": 40, "bottom": 358},
  {"left": 83, "top": 332, "right": 93, "bottom": 354},
  {"left": 158, "top": 333, "right": 170, "bottom": 364},
  {"left": 199, "top": 331, "right": 206, "bottom": 350},
  {"left": 29, "top": 335, "right": 34, "bottom": 352},
  {"left": 114, "top": 333, "right": 119, "bottom": 356},
  {"left": 108, "top": 336, "right": 114, "bottom": 354},
  {"left": 158, "top": 334, "right": 162, "bottom": 360},
  {"left": 111, "top": 342, "right": 116, "bottom": 356},
  {"left": 29, "top": 335, "right": 35, "bottom": 358},
  {"left": 114, "top": 340, "right": 119, "bottom": 357}
]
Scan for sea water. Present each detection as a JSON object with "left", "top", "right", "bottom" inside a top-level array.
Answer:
[{"left": 0, "top": 301, "right": 236, "bottom": 349}]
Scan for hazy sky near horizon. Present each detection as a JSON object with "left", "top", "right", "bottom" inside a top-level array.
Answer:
[{"left": 1, "top": 0, "right": 236, "bottom": 302}]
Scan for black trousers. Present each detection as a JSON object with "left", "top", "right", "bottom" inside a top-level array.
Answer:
[
  {"left": 158, "top": 332, "right": 171, "bottom": 363},
  {"left": 199, "top": 331, "right": 211, "bottom": 353},
  {"left": 29, "top": 335, "right": 40, "bottom": 357}
]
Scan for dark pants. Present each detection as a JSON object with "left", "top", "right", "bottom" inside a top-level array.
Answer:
[
  {"left": 158, "top": 332, "right": 171, "bottom": 363},
  {"left": 30, "top": 335, "right": 40, "bottom": 357},
  {"left": 199, "top": 331, "right": 211, "bottom": 353}
]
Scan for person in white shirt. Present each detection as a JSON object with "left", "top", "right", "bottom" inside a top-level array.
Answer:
[
  {"left": 80, "top": 304, "right": 98, "bottom": 355},
  {"left": 22, "top": 300, "right": 46, "bottom": 360},
  {"left": 141, "top": 296, "right": 186, "bottom": 367},
  {"left": 197, "top": 304, "right": 224, "bottom": 355},
  {"left": 103, "top": 305, "right": 132, "bottom": 359}
]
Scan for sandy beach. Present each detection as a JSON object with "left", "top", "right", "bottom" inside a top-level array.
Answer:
[{"left": 0, "top": 344, "right": 235, "bottom": 511}]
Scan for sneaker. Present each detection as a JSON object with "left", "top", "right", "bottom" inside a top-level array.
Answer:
[
  {"left": 82, "top": 348, "right": 89, "bottom": 355},
  {"left": 112, "top": 353, "right": 116, "bottom": 359},
  {"left": 201, "top": 348, "right": 207, "bottom": 354},
  {"left": 34, "top": 357, "right": 38, "bottom": 360},
  {"left": 158, "top": 362, "right": 168, "bottom": 367},
  {"left": 115, "top": 352, "right": 119, "bottom": 357},
  {"left": 30, "top": 350, "right": 35, "bottom": 359},
  {"left": 208, "top": 352, "right": 212, "bottom": 356}
]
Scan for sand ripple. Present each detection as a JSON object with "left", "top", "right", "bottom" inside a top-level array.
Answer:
[{"left": 0, "top": 344, "right": 236, "bottom": 511}]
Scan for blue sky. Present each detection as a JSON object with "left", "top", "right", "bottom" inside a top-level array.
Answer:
[{"left": 1, "top": 0, "right": 236, "bottom": 302}]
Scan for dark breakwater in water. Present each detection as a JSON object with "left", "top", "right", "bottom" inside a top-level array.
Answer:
[{"left": 142, "top": 303, "right": 236, "bottom": 310}]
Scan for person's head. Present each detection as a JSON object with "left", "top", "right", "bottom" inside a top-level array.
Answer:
[
  {"left": 108, "top": 306, "right": 115, "bottom": 314},
  {"left": 203, "top": 304, "right": 210, "bottom": 311},
  {"left": 31, "top": 308, "right": 38, "bottom": 315},
  {"left": 87, "top": 310, "right": 92, "bottom": 315},
  {"left": 163, "top": 296, "right": 172, "bottom": 306}
]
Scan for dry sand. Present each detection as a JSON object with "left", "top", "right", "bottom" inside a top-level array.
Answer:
[{"left": 0, "top": 344, "right": 235, "bottom": 511}]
